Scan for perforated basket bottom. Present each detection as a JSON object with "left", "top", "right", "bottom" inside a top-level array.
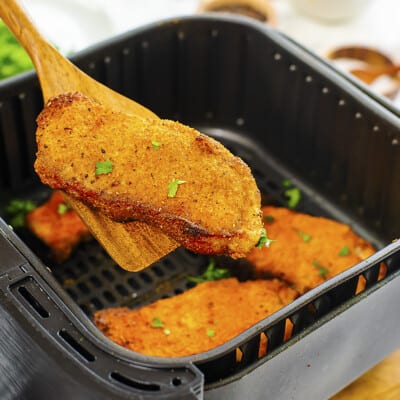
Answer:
[{"left": 13, "top": 126, "right": 381, "bottom": 317}]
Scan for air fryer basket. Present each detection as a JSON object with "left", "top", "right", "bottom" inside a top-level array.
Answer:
[{"left": 0, "top": 15, "right": 399, "bottom": 400}]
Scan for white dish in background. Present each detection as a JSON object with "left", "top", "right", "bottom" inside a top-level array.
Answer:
[{"left": 20, "top": 0, "right": 116, "bottom": 54}]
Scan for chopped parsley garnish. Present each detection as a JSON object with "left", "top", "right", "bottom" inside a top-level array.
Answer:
[
  {"left": 206, "top": 328, "right": 216, "bottom": 338},
  {"left": 95, "top": 158, "right": 113, "bottom": 175},
  {"left": 167, "top": 179, "right": 185, "bottom": 198},
  {"left": 256, "top": 228, "right": 276, "bottom": 248},
  {"left": 312, "top": 261, "right": 329, "bottom": 280},
  {"left": 151, "top": 140, "right": 161, "bottom": 150},
  {"left": 296, "top": 229, "right": 312, "bottom": 243},
  {"left": 57, "top": 203, "right": 71, "bottom": 215},
  {"left": 338, "top": 246, "right": 350, "bottom": 256},
  {"left": 282, "top": 180, "right": 302, "bottom": 209},
  {"left": 188, "top": 258, "right": 231, "bottom": 283},
  {"left": 263, "top": 215, "right": 275, "bottom": 223},
  {"left": 151, "top": 317, "right": 164, "bottom": 328},
  {"left": 285, "top": 187, "right": 302, "bottom": 209},
  {"left": 5, "top": 199, "right": 36, "bottom": 228}
]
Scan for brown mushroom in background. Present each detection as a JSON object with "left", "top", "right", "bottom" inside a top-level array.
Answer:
[{"left": 197, "top": 0, "right": 277, "bottom": 26}]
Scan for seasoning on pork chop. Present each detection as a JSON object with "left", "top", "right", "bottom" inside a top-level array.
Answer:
[{"left": 34, "top": 93, "right": 263, "bottom": 258}]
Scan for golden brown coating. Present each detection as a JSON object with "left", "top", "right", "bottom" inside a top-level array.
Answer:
[
  {"left": 26, "top": 191, "right": 91, "bottom": 262},
  {"left": 34, "top": 93, "right": 263, "bottom": 258},
  {"left": 246, "top": 206, "right": 376, "bottom": 294},
  {"left": 93, "top": 278, "right": 297, "bottom": 357}
]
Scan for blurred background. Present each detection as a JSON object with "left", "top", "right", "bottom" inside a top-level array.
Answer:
[{"left": 7, "top": 0, "right": 398, "bottom": 107}]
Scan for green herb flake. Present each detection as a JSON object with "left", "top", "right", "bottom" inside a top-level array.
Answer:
[
  {"left": 151, "top": 140, "right": 161, "bottom": 150},
  {"left": 206, "top": 328, "right": 216, "bottom": 338},
  {"left": 188, "top": 258, "right": 231, "bottom": 284},
  {"left": 312, "top": 261, "right": 329, "bottom": 280},
  {"left": 296, "top": 229, "right": 312, "bottom": 243},
  {"left": 57, "top": 203, "right": 70, "bottom": 215},
  {"left": 263, "top": 215, "right": 275, "bottom": 224},
  {"left": 282, "top": 179, "right": 292, "bottom": 188},
  {"left": 95, "top": 158, "right": 113, "bottom": 175},
  {"left": 256, "top": 228, "right": 276, "bottom": 248},
  {"left": 167, "top": 179, "right": 186, "bottom": 198},
  {"left": 5, "top": 199, "right": 36, "bottom": 228},
  {"left": 338, "top": 246, "right": 350, "bottom": 256},
  {"left": 151, "top": 317, "right": 164, "bottom": 328},
  {"left": 285, "top": 187, "right": 302, "bottom": 209}
]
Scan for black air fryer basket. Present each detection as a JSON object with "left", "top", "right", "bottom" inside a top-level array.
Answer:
[{"left": 0, "top": 15, "right": 400, "bottom": 400}]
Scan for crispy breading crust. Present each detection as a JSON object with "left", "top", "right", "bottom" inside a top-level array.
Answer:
[
  {"left": 247, "top": 206, "right": 377, "bottom": 293},
  {"left": 25, "top": 191, "right": 91, "bottom": 262},
  {"left": 93, "top": 278, "right": 297, "bottom": 357},
  {"left": 34, "top": 93, "right": 263, "bottom": 258}
]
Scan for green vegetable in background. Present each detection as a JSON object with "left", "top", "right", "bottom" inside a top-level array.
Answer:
[
  {"left": 0, "top": 20, "right": 33, "bottom": 80},
  {"left": 5, "top": 199, "right": 36, "bottom": 228},
  {"left": 188, "top": 258, "right": 231, "bottom": 284}
]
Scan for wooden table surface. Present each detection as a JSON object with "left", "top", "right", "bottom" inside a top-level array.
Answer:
[{"left": 331, "top": 349, "right": 400, "bottom": 400}]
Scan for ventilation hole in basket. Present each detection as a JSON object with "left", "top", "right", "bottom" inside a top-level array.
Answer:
[
  {"left": 258, "top": 332, "right": 268, "bottom": 358},
  {"left": 64, "top": 267, "right": 77, "bottom": 279},
  {"left": 91, "top": 297, "right": 103, "bottom": 310},
  {"left": 392, "top": 138, "right": 399, "bottom": 146},
  {"left": 89, "top": 276, "right": 102, "bottom": 288},
  {"left": 307, "top": 303, "right": 317, "bottom": 315},
  {"left": 305, "top": 75, "right": 313, "bottom": 83},
  {"left": 80, "top": 304, "right": 90, "bottom": 314},
  {"left": 356, "top": 274, "right": 367, "bottom": 295},
  {"left": 139, "top": 271, "right": 153, "bottom": 284},
  {"left": 122, "top": 47, "right": 130, "bottom": 55},
  {"left": 104, "top": 56, "right": 111, "bottom": 64},
  {"left": 186, "top": 281, "right": 196, "bottom": 289},
  {"left": 338, "top": 99, "right": 346, "bottom": 107},
  {"left": 66, "top": 288, "right": 78, "bottom": 301},
  {"left": 162, "top": 259, "right": 175, "bottom": 271},
  {"left": 77, "top": 283, "right": 90, "bottom": 294},
  {"left": 210, "top": 28, "right": 218, "bottom": 38},
  {"left": 75, "top": 261, "right": 89, "bottom": 274},
  {"left": 289, "top": 64, "right": 297, "bottom": 72},
  {"left": 355, "top": 112, "right": 362, "bottom": 119},
  {"left": 141, "top": 40, "right": 149, "bottom": 49},
  {"left": 110, "top": 372, "right": 160, "bottom": 391},
  {"left": 102, "top": 270, "right": 115, "bottom": 282},
  {"left": 115, "top": 284, "right": 129, "bottom": 297},
  {"left": 266, "top": 180, "right": 280, "bottom": 191},
  {"left": 205, "top": 111, "right": 214, "bottom": 119},
  {"left": 88, "top": 255, "right": 99, "bottom": 265},
  {"left": 171, "top": 377, "right": 182, "bottom": 386},
  {"left": 103, "top": 291, "right": 116, "bottom": 303},
  {"left": 58, "top": 329, "right": 95, "bottom": 362},
  {"left": 128, "top": 278, "right": 140, "bottom": 290},
  {"left": 18, "top": 286, "right": 49, "bottom": 318},
  {"left": 378, "top": 263, "right": 388, "bottom": 281},
  {"left": 235, "top": 348, "right": 243, "bottom": 363},
  {"left": 321, "top": 87, "right": 329, "bottom": 94},
  {"left": 151, "top": 266, "right": 165, "bottom": 277},
  {"left": 113, "top": 263, "right": 127, "bottom": 275},
  {"left": 284, "top": 318, "right": 294, "bottom": 342},
  {"left": 273, "top": 52, "right": 282, "bottom": 60}
]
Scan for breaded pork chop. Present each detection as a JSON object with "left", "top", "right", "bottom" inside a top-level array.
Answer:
[
  {"left": 26, "top": 191, "right": 91, "bottom": 262},
  {"left": 247, "top": 206, "right": 377, "bottom": 293},
  {"left": 34, "top": 93, "right": 263, "bottom": 259},
  {"left": 93, "top": 278, "right": 297, "bottom": 357}
]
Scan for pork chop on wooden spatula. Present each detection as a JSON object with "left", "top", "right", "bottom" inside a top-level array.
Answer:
[{"left": 0, "top": 0, "right": 263, "bottom": 270}]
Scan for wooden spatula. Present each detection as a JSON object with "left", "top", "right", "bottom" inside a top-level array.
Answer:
[{"left": 0, "top": 0, "right": 179, "bottom": 271}]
